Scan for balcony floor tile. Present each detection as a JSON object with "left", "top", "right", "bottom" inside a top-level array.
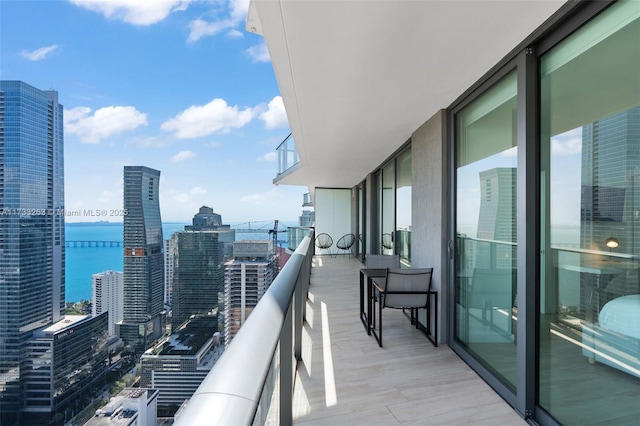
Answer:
[{"left": 292, "top": 256, "right": 525, "bottom": 425}]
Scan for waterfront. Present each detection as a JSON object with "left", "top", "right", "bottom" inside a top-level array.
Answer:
[{"left": 65, "top": 221, "right": 292, "bottom": 302}]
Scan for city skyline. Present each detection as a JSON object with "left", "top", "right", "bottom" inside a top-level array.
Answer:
[{"left": 0, "top": 0, "right": 306, "bottom": 224}]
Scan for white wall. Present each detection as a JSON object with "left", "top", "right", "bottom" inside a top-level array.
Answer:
[{"left": 314, "top": 188, "right": 352, "bottom": 254}]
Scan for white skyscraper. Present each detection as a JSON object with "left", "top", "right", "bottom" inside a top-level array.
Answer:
[
  {"left": 93, "top": 270, "right": 125, "bottom": 336},
  {"left": 223, "top": 240, "right": 278, "bottom": 345}
]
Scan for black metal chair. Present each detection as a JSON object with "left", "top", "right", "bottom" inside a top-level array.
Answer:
[
  {"left": 371, "top": 267, "right": 434, "bottom": 347},
  {"left": 314, "top": 233, "right": 333, "bottom": 256},
  {"left": 365, "top": 254, "right": 400, "bottom": 269},
  {"left": 335, "top": 233, "right": 356, "bottom": 258}
]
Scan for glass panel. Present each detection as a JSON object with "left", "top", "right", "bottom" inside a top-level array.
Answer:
[
  {"left": 539, "top": 1, "right": 640, "bottom": 423},
  {"left": 381, "top": 162, "right": 395, "bottom": 255},
  {"left": 396, "top": 148, "right": 412, "bottom": 265},
  {"left": 455, "top": 71, "right": 518, "bottom": 389},
  {"left": 357, "top": 182, "right": 365, "bottom": 261},
  {"left": 375, "top": 171, "right": 383, "bottom": 254}
]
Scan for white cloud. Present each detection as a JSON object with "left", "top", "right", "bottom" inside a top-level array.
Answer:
[
  {"left": 259, "top": 96, "right": 288, "bottom": 130},
  {"left": 187, "top": 0, "right": 249, "bottom": 42},
  {"left": 245, "top": 42, "right": 270, "bottom": 63},
  {"left": 64, "top": 105, "right": 148, "bottom": 143},
  {"left": 226, "top": 29, "right": 244, "bottom": 39},
  {"left": 170, "top": 150, "right": 197, "bottom": 163},
  {"left": 69, "top": 0, "right": 191, "bottom": 26},
  {"left": 241, "top": 188, "right": 282, "bottom": 205},
  {"left": 551, "top": 128, "right": 582, "bottom": 156},
  {"left": 98, "top": 190, "right": 114, "bottom": 203},
  {"left": 190, "top": 186, "right": 207, "bottom": 195},
  {"left": 173, "top": 192, "right": 190, "bottom": 203},
  {"left": 260, "top": 152, "right": 277, "bottom": 162},
  {"left": 187, "top": 18, "right": 231, "bottom": 42},
  {"left": 161, "top": 98, "right": 254, "bottom": 139},
  {"left": 21, "top": 45, "right": 59, "bottom": 61}
]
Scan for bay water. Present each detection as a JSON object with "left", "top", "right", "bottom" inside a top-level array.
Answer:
[{"left": 65, "top": 221, "right": 292, "bottom": 302}]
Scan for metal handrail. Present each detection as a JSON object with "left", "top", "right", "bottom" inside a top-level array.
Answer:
[{"left": 174, "top": 230, "right": 313, "bottom": 425}]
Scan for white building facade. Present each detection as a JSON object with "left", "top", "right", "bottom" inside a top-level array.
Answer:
[{"left": 92, "top": 270, "right": 124, "bottom": 336}]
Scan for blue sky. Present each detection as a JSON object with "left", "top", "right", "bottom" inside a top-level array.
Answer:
[{"left": 0, "top": 0, "right": 306, "bottom": 223}]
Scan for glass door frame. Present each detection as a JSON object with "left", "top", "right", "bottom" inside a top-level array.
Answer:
[{"left": 447, "top": 2, "right": 617, "bottom": 424}]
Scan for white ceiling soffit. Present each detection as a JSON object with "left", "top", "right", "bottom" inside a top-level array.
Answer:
[{"left": 251, "top": 0, "right": 567, "bottom": 190}]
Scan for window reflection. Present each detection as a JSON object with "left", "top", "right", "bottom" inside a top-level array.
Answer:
[
  {"left": 455, "top": 71, "right": 518, "bottom": 389},
  {"left": 539, "top": 1, "right": 640, "bottom": 423}
]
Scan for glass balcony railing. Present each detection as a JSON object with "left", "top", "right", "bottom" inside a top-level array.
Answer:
[
  {"left": 287, "top": 226, "right": 313, "bottom": 252},
  {"left": 275, "top": 133, "right": 299, "bottom": 179},
  {"left": 174, "top": 230, "right": 314, "bottom": 426}
]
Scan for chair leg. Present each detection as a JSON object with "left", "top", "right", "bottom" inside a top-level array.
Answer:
[
  {"left": 371, "top": 289, "right": 383, "bottom": 347},
  {"left": 377, "top": 295, "right": 383, "bottom": 347}
]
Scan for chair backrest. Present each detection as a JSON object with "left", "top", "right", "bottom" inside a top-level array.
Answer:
[
  {"left": 383, "top": 268, "right": 433, "bottom": 309},
  {"left": 315, "top": 233, "right": 333, "bottom": 249},
  {"left": 382, "top": 233, "right": 393, "bottom": 250},
  {"left": 336, "top": 233, "right": 356, "bottom": 250},
  {"left": 365, "top": 254, "right": 400, "bottom": 269}
]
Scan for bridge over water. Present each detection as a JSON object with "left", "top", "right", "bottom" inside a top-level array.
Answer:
[{"left": 65, "top": 240, "right": 123, "bottom": 248}]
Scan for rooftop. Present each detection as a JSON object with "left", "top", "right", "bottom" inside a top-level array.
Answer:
[
  {"left": 151, "top": 316, "right": 218, "bottom": 356},
  {"left": 41, "top": 315, "right": 89, "bottom": 334}
]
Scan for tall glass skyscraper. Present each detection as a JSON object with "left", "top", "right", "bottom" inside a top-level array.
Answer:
[
  {"left": 170, "top": 207, "right": 235, "bottom": 331},
  {"left": 0, "top": 81, "right": 65, "bottom": 416},
  {"left": 118, "top": 166, "right": 164, "bottom": 353}
]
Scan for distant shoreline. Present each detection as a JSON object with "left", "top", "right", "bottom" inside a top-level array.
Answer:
[{"left": 66, "top": 221, "right": 188, "bottom": 226}]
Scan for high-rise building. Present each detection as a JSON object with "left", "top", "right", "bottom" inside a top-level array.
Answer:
[
  {"left": 117, "top": 166, "right": 164, "bottom": 353},
  {"left": 0, "top": 81, "right": 65, "bottom": 417},
  {"left": 223, "top": 240, "right": 278, "bottom": 344},
  {"left": 581, "top": 107, "right": 640, "bottom": 255},
  {"left": 139, "top": 316, "right": 222, "bottom": 409},
  {"left": 87, "top": 388, "right": 159, "bottom": 426},
  {"left": 476, "top": 167, "right": 517, "bottom": 269},
  {"left": 164, "top": 237, "right": 176, "bottom": 309},
  {"left": 23, "top": 313, "right": 109, "bottom": 416},
  {"left": 185, "top": 206, "right": 226, "bottom": 231},
  {"left": 93, "top": 270, "right": 125, "bottom": 336},
  {"left": 170, "top": 207, "right": 235, "bottom": 331}
]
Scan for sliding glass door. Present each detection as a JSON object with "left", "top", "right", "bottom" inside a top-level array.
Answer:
[
  {"left": 396, "top": 148, "right": 412, "bottom": 265},
  {"left": 538, "top": 2, "right": 640, "bottom": 423},
  {"left": 455, "top": 71, "right": 518, "bottom": 389}
]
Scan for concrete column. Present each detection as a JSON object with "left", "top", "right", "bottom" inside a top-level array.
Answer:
[{"left": 411, "top": 109, "right": 449, "bottom": 343}]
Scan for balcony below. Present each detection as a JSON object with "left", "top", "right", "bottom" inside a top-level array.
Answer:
[{"left": 292, "top": 255, "right": 525, "bottom": 425}]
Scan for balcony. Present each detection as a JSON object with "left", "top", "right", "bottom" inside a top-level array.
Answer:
[
  {"left": 175, "top": 233, "right": 525, "bottom": 425},
  {"left": 274, "top": 133, "right": 300, "bottom": 184}
]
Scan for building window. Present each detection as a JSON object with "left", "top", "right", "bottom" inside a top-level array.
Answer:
[
  {"left": 455, "top": 70, "right": 518, "bottom": 390},
  {"left": 538, "top": 1, "right": 640, "bottom": 423}
]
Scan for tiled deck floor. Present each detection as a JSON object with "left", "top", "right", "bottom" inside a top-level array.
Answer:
[{"left": 292, "top": 256, "right": 526, "bottom": 425}]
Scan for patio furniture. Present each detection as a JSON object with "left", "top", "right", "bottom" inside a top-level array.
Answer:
[
  {"left": 371, "top": 267, "right": 436, "bottom": 347},
  {"left": 314, "top": 233, "right": 333, "bottom": 256},
  {"left": 360, "top": 254, "right": 401, "bottom": 334},
  {"left": 335, "top": 233, "right": 356, "bottom": 258},
  {"left": 382, "top": 233, "right": 393, "bottom": 253}
]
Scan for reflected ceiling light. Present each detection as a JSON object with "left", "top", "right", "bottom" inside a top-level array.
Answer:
[{"left": 605, "top": 237, "right": 619, "bottom": 251}]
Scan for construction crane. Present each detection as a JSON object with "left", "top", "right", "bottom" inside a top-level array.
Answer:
[
  {"left": 232, "top": 220, "right": 287, "bottom": 248},
  {"left": 268, "top": 219, "right": 279, "bottom": 250}
]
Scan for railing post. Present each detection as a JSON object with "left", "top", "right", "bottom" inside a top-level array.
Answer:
[
  {"left": 280, "top": 303, "right": 293, "bottom": 425},
  {"left": 294, "top": 260, "right": 305, "bottom": 362}
]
